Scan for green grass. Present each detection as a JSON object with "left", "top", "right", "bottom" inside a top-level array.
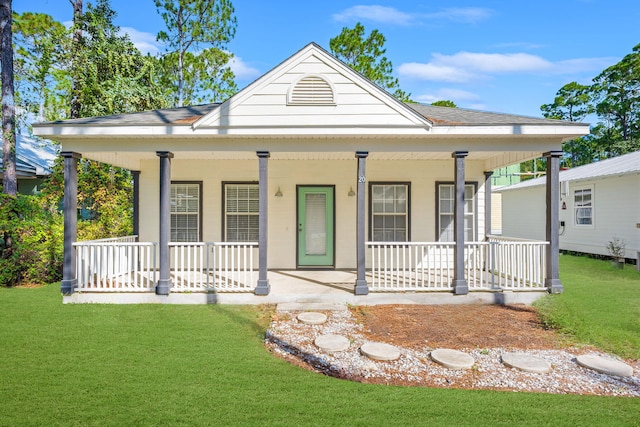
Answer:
[
  {"left": 535, "top": 255, "right": 640, "bottom": 359},
  {"left": 1, "top": 261, "right": 639, "bottom": 426}
]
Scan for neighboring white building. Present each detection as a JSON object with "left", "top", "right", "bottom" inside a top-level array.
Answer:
[
  {"left": 498, "top": 151, "right": 640, "bottom": 260},
  {"left": 0, "top": 134, "right": 58, "bottom": 194}
]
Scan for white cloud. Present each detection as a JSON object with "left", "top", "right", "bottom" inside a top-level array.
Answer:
[
  {"left": 434, "top": 52, "right": 552, "bottom": 73},
  {"left": 333, "top": 5, "right": 414, "bottom": 25},
  {"left": 120, "top": 27, "right": 160, "bottom": 55},
  {"left": 397, "top": 62, "right": 475, "bottom": 83},
  {"left": 397, "top": 51, "right": 609, "bottom": 83},
  {"left": 229, "top": 56, "right": 261, "bottom": 81},
  {"left": 332, "top": 5, "right": 492, "bottom": 26},
  {"left": 415, "top": 88, "right": 480, "bottom": 104},
  {"left": 423, "top": 7, "right": 492, "bottom": 24}
]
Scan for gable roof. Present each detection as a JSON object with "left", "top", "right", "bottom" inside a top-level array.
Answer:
[
  {"left": 0, "top": 134, "right": 58, "bottom": 178},
  {"left": 497, "top": 150, "right": 640, "bottom": 191},
  {"left": 32, "top": 42, "right": 589, "bottom": 139}
]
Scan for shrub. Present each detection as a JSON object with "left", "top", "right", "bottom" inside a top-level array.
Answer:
[{"left": 0, "top": 194, "right": 63, "bottom": 287}]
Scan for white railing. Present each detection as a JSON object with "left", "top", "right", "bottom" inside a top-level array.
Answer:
[
  {"left": 208, "top": 242, "right": 257, "bottom": 292},
  {"left": 75, "top": 239, "right": 156, "bottom": 291},
  {"left": 367, "top": 239, "right": 548, "bottom": 291},
  {"left": 74, "top": 237, "right": 257, "bottom": 292},
  {"left": 168, "top": 242, "right": 257, "bottom": 292},
  {"left": 368, "top": 242, "right": 455, "bottom": 291},
  {"left": 486, "top": 236, "right": 548, "bottom": 289}
]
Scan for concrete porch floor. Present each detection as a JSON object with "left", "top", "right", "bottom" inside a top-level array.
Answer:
[{"left": 64, "top": 270, "right": 547, "bottom": 305}]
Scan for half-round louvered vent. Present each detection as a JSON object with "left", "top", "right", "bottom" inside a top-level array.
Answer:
[{"left": 288, "top": 75, "right": 335, "bottom": 105}]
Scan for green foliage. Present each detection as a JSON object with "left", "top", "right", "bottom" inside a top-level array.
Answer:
[
  {"left": 0, "top": 194, "right": 63, "bottom": 286},
  {"left": 12, "top": 12, "right": 67, "bottom": 124},
  {"left": 68, "top": 0, "right": 169, "bottom": 117},
  {"left": 330, "top": 22, "right": 411, "bottom": 101},
  {"left": 541, "top": 82, "right": 594, "bottom": 122},
  {"left": 155, "top": 0, "right": 237, "bottom": 106},
  {"left": 13, "top": 2, "right": 169, "bottom": 123},
  {"left": 42, "top": 157, "right": 133, "bottom": 240},
  {"left": 541, "top": 43, "right": 640, "bottom": 165},
  {"left": 534, "top": 255, "right": 640, "bottom": 359},
  {"left": 431, "top": 100, "right": 457, "bottom": 108},
  {"left": 1, "top": 286, "right": 639, "bottom": 425},
  {"left": 158, "top": 48, "right": 237, "bottom": 106}
]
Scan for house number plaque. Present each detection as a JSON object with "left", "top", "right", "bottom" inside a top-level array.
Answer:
[{"left": 358, "top": 176, "right": 366, "bottom": 183}]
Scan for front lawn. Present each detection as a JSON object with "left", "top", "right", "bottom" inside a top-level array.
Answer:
[
  {"left": 535, "top": 254, "right": 640, "bottom": 359},
  {"left": 1, "top": 256, "right": 638, "bottom": 426}
]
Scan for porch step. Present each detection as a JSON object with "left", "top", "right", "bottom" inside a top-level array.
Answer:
[{"left": 276, "top": 302, "right": 348, "bottom": 312}]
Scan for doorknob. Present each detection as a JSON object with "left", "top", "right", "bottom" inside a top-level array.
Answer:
[{"left": 298, "top": 224, "right": 302, "bottom": 232}]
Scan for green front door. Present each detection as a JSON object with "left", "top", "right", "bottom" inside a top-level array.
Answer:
[{"left": 297, "top": 186, "right": 335, "bottom": 267}]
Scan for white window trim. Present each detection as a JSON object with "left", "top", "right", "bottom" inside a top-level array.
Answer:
[
  {"left": 436, "top": 182, "right": 477, "bottom": 242},
  {"left": 170, "top": 182, "right": 202, "bottom": 242},
  {"left": 573, "top": 185, "right": 594, "bottom": 228},
  {"left": 369, "top": 183, "right": 410, "bottom": 242},
  {"left": 223, "top": 182, "right": 260, "bottom": 242}
]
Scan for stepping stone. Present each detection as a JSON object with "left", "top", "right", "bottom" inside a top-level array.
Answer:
[
  {"left": 297, "top": 312, "right": 327, "bottom": 325},
  {"left": 430, "top": 349, "right": 475, "bottom": 370},
  {"left": 360, "top": 342, "right": 401, "bottom": 361},
  {"left": 501, "top": 352, "right": 551, "bottom": 373},
  {"left": 314, "top": 334, "right": 350, "bottom": 353},
  {"left": 576, "top": 354, "right": 634, "bottom": 377}
]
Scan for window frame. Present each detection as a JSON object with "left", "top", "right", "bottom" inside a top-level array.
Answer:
[
  {"left": 222, "top": 181, "right": 260, "bottom": 242},
  {"left": 573, "top": 186, "right": 594, "bottom": 227},
  {"left": 368, "top": 182, "right": 411, "bottom": 242},
  {"left": 435, "top": 181, "right": 478, "bottom": 242},
  {"left": 170, "top": 181, "right": 203, "bottom": 242}
]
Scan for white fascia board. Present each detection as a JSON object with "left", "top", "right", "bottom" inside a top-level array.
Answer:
[
  {"left": 34, "top": 123, "right": 433, "bottom": 137},
  {"left": 430, "top": 124, "right": 591, "bottom": 138}
]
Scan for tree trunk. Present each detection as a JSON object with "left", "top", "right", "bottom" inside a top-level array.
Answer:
[
  {"left": 1, "top": 0, "right": 17, "bottom": 196},
  {"left": 69, "top": 0, "right": 83, "bottom": 119}
]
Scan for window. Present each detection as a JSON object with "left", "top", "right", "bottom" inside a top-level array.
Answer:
[
  {"left": 437, "top": 182, "right": 477, "bottom": 242},
  {"left": 574, "top": 188, "right": 593, "bottom": 226},
  {"left": 370, "top": 183, "right": 409, "bottom": 241},
  {"left": 171, "top": 182, "right": 202, "bottom": 242},
  {"left": 224, "top": 183, "right": 259, "bottom": 242}
]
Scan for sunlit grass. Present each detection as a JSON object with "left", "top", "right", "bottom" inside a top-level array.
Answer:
[
  {"left": 1, "top": 263, "right": 639, "bottom": 426},
  {"left": 535, "top": 255, "right": 640, "bottom": 359}
]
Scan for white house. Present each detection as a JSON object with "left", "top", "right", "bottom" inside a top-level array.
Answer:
[
  {"left": 0, "top": 134, "right": 58, "bottom": 194},
  {"left": 32, "top": 43, "right": 590, "bottom": 303},
  {"left": 497, "top": 151, "right": 640, "bottom": 264}
]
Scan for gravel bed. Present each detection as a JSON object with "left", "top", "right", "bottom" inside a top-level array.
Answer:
[{"left": 265, "top": 309, "right": 640, "bottom": 396}]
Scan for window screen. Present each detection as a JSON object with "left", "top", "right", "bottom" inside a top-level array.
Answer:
[
  {"left": 171, "top": 182, "right": 201, "bottom": 242},
  {"left": 225, "top": 183, "right": 259, "bottom": 242}
]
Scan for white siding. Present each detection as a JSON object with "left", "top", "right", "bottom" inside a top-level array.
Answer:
[
  {"left": 500, "top": 186, "right": 546, "bottom": 241},
  {"left": 196, "top": 53, "right": 427, "bottom": 129},
  {"left": 501, "top": 173, "right": 640, "bottom": 258},
  {"left": 138, "top": 158, "right": 488, "bottom": 268}
]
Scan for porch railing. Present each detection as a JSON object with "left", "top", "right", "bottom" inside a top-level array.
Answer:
[
  {"left": 74, "top": 238, "right": 257, "bottom": 292},
  {"left": 75, "top": 238, "right": 156, "bottom": 291},
  {"left": 367, "top": 239, "right": 547, "bottom": 292},
  {"left": 169, "top": 242, "right": 257, "bottom": 292}
]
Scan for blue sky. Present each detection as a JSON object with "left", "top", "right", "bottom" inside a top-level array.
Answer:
[{"left": 15, "top": 0, "right": 639, "bottom": 118}]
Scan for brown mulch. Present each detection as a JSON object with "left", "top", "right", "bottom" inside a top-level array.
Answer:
[{"left": 350, "top": 304, "right": 566, "bottom": 351}]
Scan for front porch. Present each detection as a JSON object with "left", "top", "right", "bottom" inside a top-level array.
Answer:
[{"left": 67, "top": 236, "right": 549, "bottom": 304}]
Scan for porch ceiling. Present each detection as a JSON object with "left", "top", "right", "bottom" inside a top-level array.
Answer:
[{"left": 78, "top": 149, "right": 541, "bottom": 173}]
